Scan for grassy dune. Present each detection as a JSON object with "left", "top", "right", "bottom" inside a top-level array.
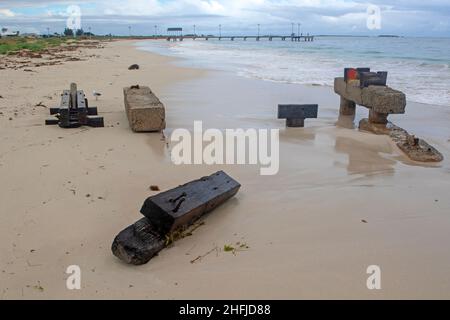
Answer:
[{"left": 0, "top": 37, "right": 74, "bottom": 55}]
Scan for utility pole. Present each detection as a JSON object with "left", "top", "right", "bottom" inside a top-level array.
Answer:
[
  {"left": 219, "top": 24, "right": 222, "bottom": 37},
  {"left": 193, "top": 24, "right": 196, "bottom": 36},
  {"left": 257, "top": 24, "right": 260, "bottom": 37},
  {"left": 291, "top": 22, "right": 294, "bottom": 36},
  {"left": 47, "top": 27, "right": 50, "bottom": 38},
  {"left": 298, "top": 23, "right": 301, "bottom": 37}
]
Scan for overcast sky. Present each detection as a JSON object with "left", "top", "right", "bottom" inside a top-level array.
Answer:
[{"left": 0, "top": 0, "right": 449, "bottom": 37}]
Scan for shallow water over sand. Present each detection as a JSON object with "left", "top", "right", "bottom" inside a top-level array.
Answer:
[{"left": 158, "top": 70, "right": 450, "bottom": 298}]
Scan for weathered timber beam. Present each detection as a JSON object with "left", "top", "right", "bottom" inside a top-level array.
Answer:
[
  {"left": 112, "top": 171, "right": 241, "bottom": 265},
  {"left": 112, "top": 218, "right": 165, "bottom": 265},
  {"left": 140, "top": 171, "right": 241, "bottom": 235}
]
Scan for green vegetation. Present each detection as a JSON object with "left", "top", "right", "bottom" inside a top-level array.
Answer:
[
  {"left": 165, "top": 221, "right": 206, "bottom": 246},
  {"left": 0, "top": 37, "right": 75, "bottom": 55},
  {"left": 223, "top": 242, "right": 250, "bottom": 255}
]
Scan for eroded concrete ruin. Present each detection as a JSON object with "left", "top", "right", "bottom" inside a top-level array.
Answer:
[
  {"left": 334, "top": 76, "right": 406, "bottom": 123},
  {"left": 334, "top": 69, "right": 443, "bottom": 163}
]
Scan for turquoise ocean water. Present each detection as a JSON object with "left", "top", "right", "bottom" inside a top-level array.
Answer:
[{"left": 139, "top": 36, "right": 450, "bottom": 106}]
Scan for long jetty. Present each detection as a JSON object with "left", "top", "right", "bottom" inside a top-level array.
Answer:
[{"left": 164, "top": 35, "right": 314, "bottom": 42}]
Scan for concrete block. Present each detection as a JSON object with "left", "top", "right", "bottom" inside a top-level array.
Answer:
[
  {"left": 334, "top": 77, "right": 406, "bottom": 115},
  {"left": 361, "top": 85, "right": 406, "bottom": 114},
  {"left": 334, "top": 77, "right": 363, "bottom": 105},
  {"left": 124, "top": 86, "right": 166, "bottom": 132}
]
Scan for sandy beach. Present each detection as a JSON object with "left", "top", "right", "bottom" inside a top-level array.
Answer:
[{"left": 1, "top": 40, "right": 450, "bottom": 299}]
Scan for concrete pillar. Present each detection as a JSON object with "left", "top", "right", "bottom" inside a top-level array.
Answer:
[
  {"left": 368, "top": 110, "right": 388, "bottom": 124},
  {"left": 339, "top": 96, "right": 356, "bottom": 116}
]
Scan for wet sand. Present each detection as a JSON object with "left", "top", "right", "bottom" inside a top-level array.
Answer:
[{"left": 1, "top": 40, "right": 450, "bottom": 299}]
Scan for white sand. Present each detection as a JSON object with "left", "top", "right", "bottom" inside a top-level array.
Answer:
[{"left": 1, "top": 40, "right": 450, "bottom": 299}]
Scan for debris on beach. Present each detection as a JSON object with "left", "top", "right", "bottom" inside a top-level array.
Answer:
[
  {"left": 223, "top": 242, "right": 250, "bottom": 255},
  {"left": 396, "top": 132, "right": 443, "bottom": 162},
  {"left": 149, "top": 185, "right": 160, "bottom": 191},
  {"left": 358, "top": 119, "right": 444, "bottom": 162},
  {"left": 0, "top": 40, "right": 104, "bottom": 71},
  {"left": 45, "top": 83, "right": 104, "bottom": 128},
  {"left": 128, "top": 64, "right": 140, "bottom": 70},
  {"left": 112, "top": 171, "right": 241, "bottom": 265},
  {"left": 123, "top": 85, "right": 166, "bottom": 132},
  {"left": 26, "top": 281, "right": 44, "bottom": 292},
  {"left": 335, "top": 68, "right": 443, "bottom": 162},
  {"left": 190, "top": 246, "right": 219, "bottom": 264},
  {"left": 165, "top": 221, "right": 206, "bottom": 246},
  {"left": 35, "top": 102, "right": 47, "bottom": 108}
]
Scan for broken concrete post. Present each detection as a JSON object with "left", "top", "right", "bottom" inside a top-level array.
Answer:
[
  {"left": 123, "top": 85, "right": 166, "bottom": 132},
  {"left": 396, "top": 131, "right": 444, "bottom": 162},
  {"left": 359, "top": 120, "right": 444, "bottom": 162},
  {"left": 339, "top": 96, "right": 356, "bottom": 116}
]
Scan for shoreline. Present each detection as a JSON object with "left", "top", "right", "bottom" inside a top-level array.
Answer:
[
  {"left": 1, "top": 40, "right": 450, "bottom": 299},
  {"left": 134, "top": 38, "right": 450, "bottom": 108}
]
